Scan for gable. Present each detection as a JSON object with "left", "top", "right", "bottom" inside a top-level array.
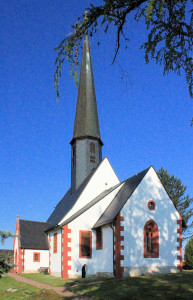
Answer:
[
  {"left": 58, "top": 157, "right": 120, "bottom": 226},
  {"left": 46, "top": 165, "right": 97, "bottom": 229},
  {"left": 128, "top": 166, "right": 181, "bottom": 219},
  {"left": 59, "top": 182, "right": 123, "bottom": 228},
  {"left": 93, "top": 167, "right": 151, "bottom": 228}
]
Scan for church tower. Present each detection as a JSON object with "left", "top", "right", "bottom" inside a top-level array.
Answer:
[{"left": 70, "top": 34, "right": 103, "bottom": 193}]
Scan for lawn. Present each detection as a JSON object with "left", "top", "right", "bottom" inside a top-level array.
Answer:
[
  {"left": 0, "top": 275, "right": 64, "bottom": 299},
  {"left": 20, "top": 271, "right": 193, "bottom": 299}
]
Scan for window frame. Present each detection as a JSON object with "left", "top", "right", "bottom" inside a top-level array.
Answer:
[
  {"left": 90, "top": 156, "right": 96, "bottom": 163},
  {"left": 33, "top": 252, "right": 40, "bottom": 262},
  {"left": 147, "top": 200, "right": 156, "bottom": 210},
  {"left": 144, "top": 220, "right": 159, "bottom": 258},
  {"left": 90, "top": 143, "right": 95, "bottom": 153},
  {"left": 72, "top": 146, "right": 76, "bottom": 166},
  {"left": 79, "top": 230, "right": 92, "bottom": 258}
]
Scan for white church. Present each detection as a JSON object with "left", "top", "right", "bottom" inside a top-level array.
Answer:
[{"left": 13, "top": 34, "right": 183, "bottom": 278}]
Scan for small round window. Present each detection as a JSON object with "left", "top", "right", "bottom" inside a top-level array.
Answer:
[{"left": 148, "top": 200, "right": 155, "bottom": 210}]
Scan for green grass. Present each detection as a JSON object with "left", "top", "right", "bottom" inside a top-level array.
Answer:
[
  {"left": 20, "top": 271, "right": 193, "bottom": 299},
  {"left": 20, "top": 273, "right": 69, "bottom": 287},
  {"left": 0, "top": 275, "right": 64, "bottom": 299},
  {"left": 20, "top": 272, "right": 111, "bottom": 287},
  {"left": 70, "top": 271, "right": 193, "bottom": 299}
]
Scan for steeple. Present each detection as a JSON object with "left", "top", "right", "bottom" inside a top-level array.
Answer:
[
  {"left": 72, "top": 34, "right": 102, "bottom": 143},
  {"left": 71, "top": 34, "right": 103, "bottom": 193}
]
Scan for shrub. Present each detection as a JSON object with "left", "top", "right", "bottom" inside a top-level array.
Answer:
[{"left": 184, "top": 236, "right": 193, "bottom": 269}]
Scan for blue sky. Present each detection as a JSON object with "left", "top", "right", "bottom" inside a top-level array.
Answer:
[{"left": 1, "top": 0, "right": 192, "bottom": 250}]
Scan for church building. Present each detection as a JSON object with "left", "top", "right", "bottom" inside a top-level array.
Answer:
[{"left": 13, "top": 34, "right": 183, "bottom": 278}]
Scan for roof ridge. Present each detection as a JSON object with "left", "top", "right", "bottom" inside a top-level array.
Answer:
[
  {"left": 58, "top": 182, "right": 123, "bottom": 229},
  {"left": 20, "top": 219, "right": 49, "bottom": 224},
  {"left": 93, "top": 166, "right": 151, "bottom": 228}
]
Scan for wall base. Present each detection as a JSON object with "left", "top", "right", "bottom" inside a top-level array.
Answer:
[
  {"left": 123, "top": 266, "right": 179, "bottom": 277},
  {"left": 51, "top": 271, "right": 62, "bottom": 277},
  {"left": 68, "top": 272, "right": 114, "bottom": 279}
]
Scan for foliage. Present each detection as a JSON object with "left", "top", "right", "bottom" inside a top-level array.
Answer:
[
  {"left": 54, "top": 0, "right": 193, "bottom": 122},
  {"left": 19, "top": 272, "right": 193, "bottom": 300},
  {"left": 157, "top": 167, "right": 193, "bottom": 238},
  {"left": 0, "top": 252, "right": 13, "bottom": 277},
  {"left": 0, "top": 230, "right": 13, "bottom": 245},
  {"left": 184, "top": 236, "right": 193, "bottom": 269},
  {"left": 0, "top": 231, "right": 14, "bottom": 276}
]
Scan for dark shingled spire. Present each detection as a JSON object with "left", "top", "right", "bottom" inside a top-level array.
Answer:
[
  {"left": 70, "top": 34, "right": 103, "bottom": 192},
  {"left": 72, "top": 34, "right": 102, "bottom": 143}
]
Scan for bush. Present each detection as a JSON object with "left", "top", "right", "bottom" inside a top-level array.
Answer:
[
  {"left": 184, "top": 236, "right": 193, "bottom": 269},
  {"left": 0, "top": 252, "right": 14, "bottom": 277}
]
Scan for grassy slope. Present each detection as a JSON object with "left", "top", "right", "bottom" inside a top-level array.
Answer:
[
  {"left": 0, "top": 275, "right": 64, "bottom": 300},
  {"left": 20, "top": 272, "right": 111, "bottom": 287},
  {"left": 71, "top": 272, "right": 193, "bottom": 300},
  {"left": 21, "top": 271, "right": 193, "bottom": 300}
]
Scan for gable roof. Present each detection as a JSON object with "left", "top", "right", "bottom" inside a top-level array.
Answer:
[
  {"left": 93, "top": 167, "right": 151, "bottom": 228},
  {"left": 46, "top": 162, "right": 102, "bottom": 231},
  {"left": 19, "top": 220, "right": 49, "bottom": 250},
  {"left": 59, "top": 182, "right": 123, "bottom": 228}
]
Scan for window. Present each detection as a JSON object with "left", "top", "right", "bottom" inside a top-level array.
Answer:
[
  {"left": 33, "top": 252, "right": 40, "bottom": 262},
  {"left": 72, "top": 146, "right": 76, "bottom": 166},
  {"left": 96, "top": 227, "right": 103, "bottom": 250},
  {"left": 90, "top": 156, "right": 96, "bottom": 163},
  {"left": 79, "top": 231, "right": 92, "bottom": 258},
  {"left": 148, "top": 200, "right": 156, "bottom": 210},
  {"left": 53, "top": 233, "right": 57, "bottom": 253},
  {"left": 90, "top": 143, "right": 95, "bottom": 153},
  {"left": 144, "top": 220, "right": 159, "bottom": 258}
]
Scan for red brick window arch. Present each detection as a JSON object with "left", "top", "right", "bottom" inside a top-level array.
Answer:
[{"left": 144, "top": 220, "right": 159, "bottom": 258}]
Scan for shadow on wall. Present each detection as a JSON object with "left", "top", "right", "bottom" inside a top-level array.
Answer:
[{"left": 122, "top": 171, "right": 179, "bottom": 268}]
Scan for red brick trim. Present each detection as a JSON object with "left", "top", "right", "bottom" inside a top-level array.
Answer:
[
  {"left": 12, "top": 216, "right": 20, "bottom": 273},
  {"left": 53, "top": 233, "right": 58, "bottom": 253},
  {"left": 17, "top": 249, "right": 23, "bottom": 273},
  {"left": 144, "top": 220, "right": 159, "bottom": 258},
  {"left": 177, "top": 218, "right": 182, "bottom": 272},
  {"left": 114, "top": 213, "right": 124, "bottom": 278},
  {"left": 49, "top": 237, "right": 51, "bottom": 275},
  {"left": 62, "top": 225, "right": 71, "bottom": 278},
  {"left": 33, "top": 252, "right": 40, "bottom": 262},
  {"left": 79, "top": 230, "right": 92, "bottom": 258}
]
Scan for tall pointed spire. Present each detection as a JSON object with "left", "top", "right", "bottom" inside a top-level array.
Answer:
[
  {"left": 70, "top": 34, "right": 103, "bottom": 193},
  {"left": 72, "top": 34, "right": 102, "bottom": 143}
]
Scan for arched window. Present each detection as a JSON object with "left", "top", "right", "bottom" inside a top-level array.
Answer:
[
  {"left": 144, "top": 220, "right": 159, "bottom": 258},
  {"left": 90, "top": 143, "right": 95, "bottom": 153}
]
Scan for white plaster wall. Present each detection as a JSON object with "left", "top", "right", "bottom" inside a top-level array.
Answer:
[
  {"left": 13, "top": 228, "right": 19, "bottom": 266},
  {"left": 13, "top": 233, "right": 19, "bottom": 255},
  {"left": 49, "top": 230, "right": 62, "bottom": 276},
  {"left": 67, "top": 185, "right": 123, "bottom": 277},
  {"left": 121, "top": 167, "right": 180, "bottom": 271},
  {"left": 24, "top": 249, "right": 49, "bottom": 272},
  {"left": 59, "top": 157, "right": 120, "bottom": 225}
]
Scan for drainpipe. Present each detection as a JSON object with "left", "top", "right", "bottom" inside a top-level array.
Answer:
[{"left": 110, "top": 223, "right": 115, "bottom": 277}]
